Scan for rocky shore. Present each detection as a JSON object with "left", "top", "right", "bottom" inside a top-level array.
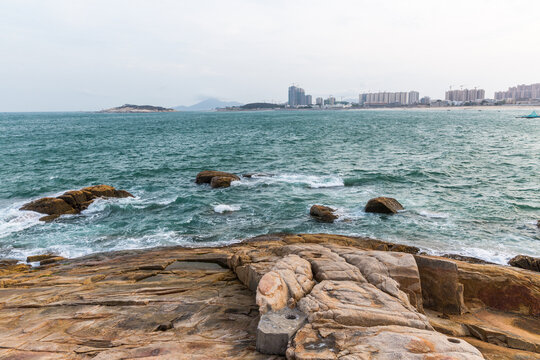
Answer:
[{"left": 0, "top": 233, "right": 538, "bottom": 359}]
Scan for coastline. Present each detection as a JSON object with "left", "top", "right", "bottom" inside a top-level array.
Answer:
[{"left": 1, "top": 233, "right": 538, "bottom": 359}]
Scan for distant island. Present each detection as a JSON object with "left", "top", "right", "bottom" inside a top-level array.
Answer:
[
  {"left": 219, "top": 102, "right": 286, "bottom": 111},
  {"left": 100, "top": 104, "right": 176, "bottom": 113}
]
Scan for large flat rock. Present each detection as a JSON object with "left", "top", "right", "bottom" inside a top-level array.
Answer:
[{"left": 1, "top": 233, "right": 538, "bottom": 359}]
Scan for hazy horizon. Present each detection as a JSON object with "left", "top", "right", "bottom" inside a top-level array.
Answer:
[{"left": 1, "top": 0, "right": 540, "bottom": 111}]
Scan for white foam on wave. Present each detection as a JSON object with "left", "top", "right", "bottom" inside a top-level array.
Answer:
[
  {"left": 234, "top": 173, "right": 344, "bottom": 189},
  {"left": 213, "top": 204, "right": 241, "bottom": 213},
  {"left": 0, "top": 203, "right": 43, "bottom": 239},
  {"left": 417, "top": 210, "right": 449, "bottom": 219},
  {"left": 81, "top": 195, "right": 141, "bottom": 215}
]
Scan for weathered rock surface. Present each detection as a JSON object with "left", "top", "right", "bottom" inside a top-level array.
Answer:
[
  {"left": 0, "top": 233, "right": 538, "bottom": 359},
  {"left": 509, "top": 254, "right": 540, "bottom": 273},
  {"left": 309, "top": 205, "right": 338, "bottom": 223},
  {"left": 365, "top": 196, "right": 404, "bottom": 214},
  {"left": 20, "top": 185, "right": 133, "bottom": 221}
]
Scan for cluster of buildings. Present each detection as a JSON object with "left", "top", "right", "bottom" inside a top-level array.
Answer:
[
  {"left": 445, "top": 88, "right": 485, "bottom": 102},
  {"left": 359, "top": 91, "right": 420, "bottom": 106},
  {"left": 286, "top": 82, "right": 540, "bottom": 109},
  {"left": 288, "top": 85, "right": 312, "bottom": 107},
  {"left": 494, "top": 83, "right": 540, "bottom": 103}
]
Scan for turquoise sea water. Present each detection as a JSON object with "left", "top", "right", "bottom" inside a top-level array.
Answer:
[{"left": 0, "top": 109, "right": 538, "bottom": 263}]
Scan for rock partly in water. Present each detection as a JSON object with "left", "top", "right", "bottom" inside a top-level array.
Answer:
[
  {"left": 309, "top": 205, "right": 338, "bottom": 223},
  {"left": 26, "top": 254, "right": 57, "bottom": 263},
  {"left": 195, "top": 171, "right": 240, "bottom": 188},
  {"left": 210, "top": 176, "right": 236, "bottom": 188},
  {"left": 509, "top": 255, "right": 540, "bottom": 273},
  {"left": 20, "top": 185, "right": 133, "bottom": 222},
  {"left": 365, "top": 196, "right": 404, "bottom": 214}
]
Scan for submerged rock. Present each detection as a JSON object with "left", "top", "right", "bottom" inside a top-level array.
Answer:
[
  {"left": 195, "top": 170, "right": 240, "bottom": 188},
  {"left": 365, "top": 196, "right": 404, "bottom": 214},
  {"left": 309, "top": 205, "right": 338, "bottom": 223},
  {"left": 20, "top": 185, "right": 133, "bottom": 221},
  {"left": 509, "top": 255, "right": 540, "bottom": 273}
]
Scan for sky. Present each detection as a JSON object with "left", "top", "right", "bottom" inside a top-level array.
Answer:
[{"left": 1, "top": 0, "right": 540, "bottom": 111}]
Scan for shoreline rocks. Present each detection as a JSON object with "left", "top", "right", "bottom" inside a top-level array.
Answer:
[
  {"left": 20, "top": 185, "right": 133, "bottom": 222},
  {"left": 309, "top": 205, "right": 338, "bottom": 223},
  {"left": 509, "top": 255, "right": 540, "bottom": 273},
  {"left": 195, "top": 170, "right": 240, "bottom": 188},
  {"left": 0, "top": 233, "right": 538, "bottom": 359},
  {"left": 365, "top": 196, "right": 404, "bottom": 214}
]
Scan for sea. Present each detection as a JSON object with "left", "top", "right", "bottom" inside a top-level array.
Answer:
[{"left": 0, "top": 109, "right": 538, "bottom": 264}]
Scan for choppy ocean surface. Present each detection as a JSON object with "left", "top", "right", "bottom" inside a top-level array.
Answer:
[{"left": 0, "top": 109, "right": 538, "bottom": 264}]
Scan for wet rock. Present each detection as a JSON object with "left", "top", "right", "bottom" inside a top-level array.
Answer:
[
  {"left": 20, "top": 185, "right": 133, "bottom": 221},
  {"left": 26, "top": 254, "right": 57, "bottom": 263},
  {"left": 210, "top": 176, "right": 237, "bottom": 188},
  {"left": 309, "top": 205, "right": 338, "bottom": 223},
  {"left": 443, "top": 253, "right": 495, "bottom": 265},
  {"left": 509, "top": 255, "right": 540, "bottom": 273},
  {"left": 195, "top": 170, "right": 240, "bottom": 185},
  {"left": 365, "top": 196, "right": 404, "bottom": 214},
  {"left": 20, "top": 197, "right": 76, "bottom": 216},
  {"left": 40, "top": 256, "right": 66, "bottom": 266}
]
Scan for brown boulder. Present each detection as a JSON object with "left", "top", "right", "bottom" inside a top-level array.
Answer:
[
  {"left": 195, "top": 170, "right": 240, "bottom": 185},
  {"left": 210, "top": 176, "right": 237, "bottom": 188},
  {"left": 365, "top": 197, "right": 404, "bottom": 214},
  {"left": 509, "top": 255, "right": 540, "bottom": 273},
  {"left": 20, "top": 185, "right": 134, "bottom": 221},
  {"left": 20, "top": 197, "right": 77, "bottom": 216},
  {"left": 309, "top": 205, "right": 338, "bottom": 223}
]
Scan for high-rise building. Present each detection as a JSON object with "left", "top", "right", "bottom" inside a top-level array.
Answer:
[
  {"left": 445, "top": 88, "right": 485, "bottom": 102},
  {"left": 288, "top": 85, "right": 310, "bottom": 107},
  {"left": 420, "top": 96, "right": 431, "bottom": 105},
  {"left": 408, "top": 91, "right": 420, "bottom": 104},
  {"left": 305, "top": 95, "right": 312, "bottom": 106},
  {"left": 494, "top": 83, "right": 540, "bottom": 102},
  {"left": 316, "top": 97, "right": 324, "bottom": 106},
  {"left": 326, "top": 96, "right": 336, "bottom": 106}
]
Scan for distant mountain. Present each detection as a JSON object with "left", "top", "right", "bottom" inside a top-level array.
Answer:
[{"left": 174, "top": 98, "right": 243, "bottom": 111}]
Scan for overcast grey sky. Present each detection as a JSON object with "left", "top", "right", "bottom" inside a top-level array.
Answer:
[{"left": 1, "top": 0, "right": 539, "bottom": 111}]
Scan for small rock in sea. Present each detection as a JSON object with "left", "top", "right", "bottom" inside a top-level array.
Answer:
[
  {"left": 195, "top": 171, "right": 240, "bottom": 188},
  {"left": 537, "top": 220, "right": 540, "bottom": 228},
  {"left": 20, "top": 185, "right": 133, "bottom": 222},
  {"left": 365, "top": 197, "right": 404, "bottom": 214},
  {"left": 310, "top": 205, "right": 338, "bottom": 223},
  {"left": 508, "top": 255, "right": 540, "bottom": 272},
  {"left": 210, "top": 176, "right": 236, "bottom": 188}
]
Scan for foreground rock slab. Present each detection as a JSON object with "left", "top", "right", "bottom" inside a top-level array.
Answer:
[
  {"left": 20, "top": 185, "right": 133, "bottom": 221},
  {"left": 0, "top": 233, "right": 538, "bottom": 359}
]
